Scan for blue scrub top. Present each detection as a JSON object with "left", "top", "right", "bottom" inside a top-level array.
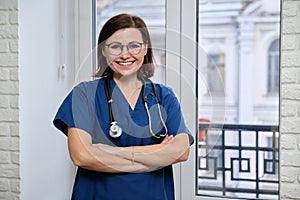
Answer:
[{"left": 53, "top": 78, "right": 194, "bottom": 200}]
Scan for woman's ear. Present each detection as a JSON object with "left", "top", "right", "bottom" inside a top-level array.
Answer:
[
  {"left": 102, "top": 46, "right": 107, "bottom": 58},
  {"left": 142, "top": 44, "right": 148, "bottom": 56}
]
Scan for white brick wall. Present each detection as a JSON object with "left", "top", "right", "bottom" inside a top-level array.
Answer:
[
  {"left": 0, "top": 0, "right": 19, "bottom": 200},
  {"left": 281, "top": 0, "right": 300, "bottom": 199}
]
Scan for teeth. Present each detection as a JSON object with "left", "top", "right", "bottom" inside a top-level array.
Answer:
[{"left": 118, "top": 61, "right": 133, "bottom": 66}]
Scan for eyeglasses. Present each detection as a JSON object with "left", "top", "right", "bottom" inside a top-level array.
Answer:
[{"left": 105, "top": 41, "right": 145, "bottom": 56}]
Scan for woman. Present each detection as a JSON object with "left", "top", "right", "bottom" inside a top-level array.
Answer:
[{"left": 53, "top": 13, "right": 194, "bottom": 200}]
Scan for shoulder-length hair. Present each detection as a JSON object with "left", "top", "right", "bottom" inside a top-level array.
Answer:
[{"left": 94, "top": 13, "right": 155, "bottom": 80}]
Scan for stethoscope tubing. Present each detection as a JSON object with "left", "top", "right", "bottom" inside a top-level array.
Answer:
[{"left": 104, "top": 76, "right": 168, "bottom": 138}]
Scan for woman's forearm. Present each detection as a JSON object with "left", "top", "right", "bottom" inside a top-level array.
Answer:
[
  {"left": 97, "top": 133, "right": 190, "bottom": 169},
  {"left": 68, "top": 127, "right": 154, "bottom": 173},
  {"left": 81, "top": 145, "right": 154, "bottom": 173},
  {"left": 129, "top": 133, "right": 190, "bottom": 167}
]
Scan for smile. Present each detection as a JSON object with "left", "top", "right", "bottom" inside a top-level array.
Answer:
[{"left": 116, "top": 61, "right": 135, "bottom": 66}]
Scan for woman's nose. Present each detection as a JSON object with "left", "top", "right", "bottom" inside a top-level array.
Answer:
[{"left": 119, "top": 46, "right": 130, "bottom": 57}]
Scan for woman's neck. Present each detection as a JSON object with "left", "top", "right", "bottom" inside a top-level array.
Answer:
[
  {"left": 114, "top": 74, "right": 142, "bottom": 94},
  {"left": 113, "top": 75, "right": 143, "bottom": 109},
  {"left": 113, "top": 74, "right": 141, "bottom": 91}
]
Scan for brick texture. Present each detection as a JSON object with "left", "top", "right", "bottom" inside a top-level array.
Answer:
[
  {"left": 0, "top": 0, "right": 19, "bottom": 199},
  {"left": 281, "top": 0, "right": 300, "bottom": 199}
]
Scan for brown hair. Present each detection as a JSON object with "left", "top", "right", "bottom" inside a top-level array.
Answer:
[{"left": 94, "top": 13, "right": 155, "bottom": 80}]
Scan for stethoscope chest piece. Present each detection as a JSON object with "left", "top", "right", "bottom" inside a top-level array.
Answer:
[{"left": 109, "top": 121, "right": 122, "bottom": 138}]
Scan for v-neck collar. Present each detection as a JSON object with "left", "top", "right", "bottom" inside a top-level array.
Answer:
[{"left": 110, "top": 79, "right": 143, "bottom": 111}]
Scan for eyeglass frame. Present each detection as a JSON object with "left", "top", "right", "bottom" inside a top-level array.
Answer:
[{"left": 104, "top": 41, "right": 146, "bottom": 56}]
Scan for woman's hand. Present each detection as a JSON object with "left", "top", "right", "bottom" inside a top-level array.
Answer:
[
  {"left": 161, "top": 135, "right": 175, "bottom": 144},
  {"left": 131, "top": 133, "right": 190, "bottom": 167}
]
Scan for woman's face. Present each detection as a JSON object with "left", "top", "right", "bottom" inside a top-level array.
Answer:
[{"left": 102, "top": 28, "right": 148, "bottom": 79}]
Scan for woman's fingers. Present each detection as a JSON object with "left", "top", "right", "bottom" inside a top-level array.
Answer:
[{"left": 161, "top": 135, "right": 175, "bottom": 144}]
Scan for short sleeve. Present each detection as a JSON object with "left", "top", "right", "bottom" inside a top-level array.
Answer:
[
  {"left": 53, "top": 82, "right": 95, "bottom": 136},
  {"left": 161, "top": 87, "right": 194, "bottom": 145}
]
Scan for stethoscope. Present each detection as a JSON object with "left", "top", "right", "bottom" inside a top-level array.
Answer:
[{"left": 104, "top": 77, "right": 168, "bottom": 139}]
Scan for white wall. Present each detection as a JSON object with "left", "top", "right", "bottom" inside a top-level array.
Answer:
[
  {"left": 0, "top": 0, "right": 19, "bottom": 199},
  {"left": 19, "top": 0, "right": 75, "bottom": 199},
  {"left": 280, "top": 1, "right": 300, "bottom": 199}
]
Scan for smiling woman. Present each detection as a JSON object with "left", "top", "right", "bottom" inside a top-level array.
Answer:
[
  {"left": 95, "top": 14, "right": 155, "bottom": 81},
  {"left": 101, "top": 28, "right": 148, "bottom": 80},
  {"left": 53, "top": 13, "right": 194, "bottom": 200},
  {"left": 96, "top": 0, "right": 167, "bottom": 84}
]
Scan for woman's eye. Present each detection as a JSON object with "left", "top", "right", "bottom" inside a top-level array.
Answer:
[
  {"left": 128, "top": 43, "right": 140, "bottom": 49},
  {"left": 110, "top": 44, "right": 121, "bottom": 49}
]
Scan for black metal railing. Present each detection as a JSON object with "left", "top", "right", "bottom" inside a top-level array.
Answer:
[{"left": 196, "top": 123, "right": 279, "bottom": 200}]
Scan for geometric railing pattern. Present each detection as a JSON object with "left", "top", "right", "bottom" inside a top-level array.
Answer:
[{"left": 197, "top": 123, "right": 279, "bottom": 200}]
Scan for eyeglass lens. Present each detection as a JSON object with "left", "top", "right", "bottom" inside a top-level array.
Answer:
[{"left": 106, "top": 42, "right": 143, "bottom": 55}]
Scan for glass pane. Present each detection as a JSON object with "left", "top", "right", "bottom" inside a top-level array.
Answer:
[
  {"left": 196, "top": 0, "right": 281, "bottom": 199},
  {"left": 95, "top": 0, "right": 166, "bottom": 84},
  {"left": 197, "top": 0, "right": 280, "bottom": 125}
]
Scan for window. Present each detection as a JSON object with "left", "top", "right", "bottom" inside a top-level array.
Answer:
[
  {"left": 82, "top": 0, "right": 282, "bottom": 199},
  {"left": 197, "top": 0, "right": 281, "bottom": 199},
  {"left": 268, "top": 39, "right": 279, "bottom": 94},
  {"left": 207, "top": 54, "right": 225, "bottom": 94}
]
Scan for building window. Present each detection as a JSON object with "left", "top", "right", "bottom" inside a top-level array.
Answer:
[
  {"left": 207, "top": 54, "right": 225, "bottom": 95},
  {"left": 267, "top": 39, "right": 279, "bottom": 94}
]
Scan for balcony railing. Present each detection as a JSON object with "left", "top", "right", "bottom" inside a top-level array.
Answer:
[{"left": 197, "top": 123, "right": 279, "bottom": 200}]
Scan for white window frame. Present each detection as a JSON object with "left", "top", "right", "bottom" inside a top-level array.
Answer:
[
  {"left": 74, "top": 0, "right": 95, "bottom": 84},
  {"left": 167, "top": 1, "right": 225, "bottom": 199},
  {"left": 74, "top": 0, "right": 221, "bottom": 199}
]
